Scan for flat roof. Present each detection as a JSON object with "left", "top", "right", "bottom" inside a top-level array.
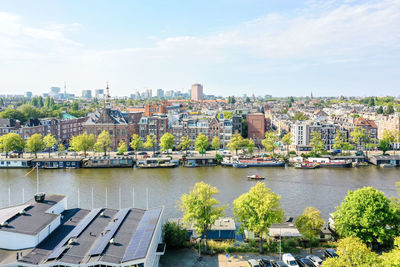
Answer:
[
  {"left": 19, "top": 207, "right": 162, "bottom": 265},
  {"left": 0, "top": 194, "right": 65, "bottom": 236}
]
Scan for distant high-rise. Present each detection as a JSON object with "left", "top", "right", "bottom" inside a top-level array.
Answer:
[
  {"left": 25, "top": 91, "right": 32, "bottom": 98},
  {"left": 81, "top": 90, "right": 92, "bottom": 99},
  {"left": 145, "top": 88, "right": 153, "bottom": 98},
  {"left": 157, "top": 89, "right": 164, "bottom": 98},
  {"left": 50, "top": 87, "right": 60, "bottom": 94},
  {"left": 95, "top": 89, "right": 104, "bottom": 98},
  {"left": 191, "top": 83, "right": 203, "bottom": 101}
]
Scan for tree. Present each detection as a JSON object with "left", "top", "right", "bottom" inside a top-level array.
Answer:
[
  {"left": 233, "top": 182, "right": 284, "bottom": 253},
  {"left": 117, "top": 140, "right": 127, "bottom": 155},
  {"left": 94, "top": 130, "right": 112, "bottom": 156},
  {"left": 57, "top": 143, "right": 65, "bottom": 155},
  {"left": 246, "top": 138, "right": 255, "bottom": 155},
  {"left": 179, "top": 136, "right": 192, "bottom": 155},
  {"left": 333, "top": 187, "right": 400, "bottom": 247},
  {"left": 351, "top": 126, "right": 367, "bottom": 151},
  {"left": 195, "top": 133, "right": 209, "bottom": 155},
  {"left": 281, "top": 132, "right": 293, "bottom": 157},
  {"left": 18, "top": 104, "right": 41, "bottom": 119},
  {"left": 179, "top": 182, "right": 225, "bottom": 252},
  {"left": 310, "top": 132, "right": 324, "bottom": 155},
  {"left": 295, "top": 207, "right": 325, "bottom": 253},
  {"left": 368, "top": 97, "right": 375, "bottom": 107},
  {"left": 322, "top": 237, "right": 380, "bottom": 267},
  {"left": 160, "top": 133, "right": 174, "bottom": 154},
  {"left": 292, "top": 112, "right": 309, "bottom": 121},
  {"left": 162, "top": 221, "right": 187, "bottom": 249},
  {"left": 376, "top": 106, "right": 384, "bottom": 114},
  {"left": 144, "top": 134, "right": 157, "bottom": 154},
  {"left": 382, "top": 129, "right": 397, "bottom": 155},
  {"left": 26, "top": 134, "right": 44, "bottom": 158},
  {"left": 227, "top": 133, "right": 245, "bottom": 155},
  {"left": 262, "top": 131, "right": 279, "bottom": 155},
  {"left": 211, "top": 136, "right": 221, "bottom": 151},
  {"left": 333, "top": 131, "right": 353, "bottom": 153},
  {"left": 70, "top": 132, "right": 95, "bottom": 158},
  {"left": 379, "top": 139, "right": 390, "bottom": 154},
  {"left": 0, "top": 133, "right": 25, "bottom": 158},
  {"left": 380, "top": 236, "right": 400, "bottom": 266},
  {"left": 129, "top": 134, "right": 142, "bottom": 159},
  {"left": 0, "top": 109, "right": 26, "bottom": 123},
  {"left": 386, "top": 105, "right": 395, "bottom": 115},
  {"left": 43, "top": 134, "right": 57, "bottom": 158}
]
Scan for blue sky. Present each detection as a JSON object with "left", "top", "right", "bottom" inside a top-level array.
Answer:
[{"left": 0, "top": 0, "right": 399, "bottom": 97}]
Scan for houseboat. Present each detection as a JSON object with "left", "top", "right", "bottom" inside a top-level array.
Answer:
[
  {"left": 295, "top": 162, "right": 320, "bottom": 169},
  {"left": 32, "top": 158, "right": 82, "bottom": 169},
  {"left": 182, "top": 156, "right": 217, "bottom": 167},
  {"left": 370, "top": 155, "right": 400, "bottom": 167},
  {"left": 222, "top": 157, "right": 285, "bottom": 167},
  {"left": 0, "top": 159, "right": 32, "bottom": 168},
  {"left": 136, "top": 157, "right": 178, "bottom": 168},
  {"left": 82, "top": 156, "right": 134, "bottom": 168},
  {"left": 307, "top": 157, "right": 352, "bottom": 168}
]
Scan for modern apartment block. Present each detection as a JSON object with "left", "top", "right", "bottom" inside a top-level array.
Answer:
[{"left": 191, "top": 83, "right": 203, "bottom": 101}]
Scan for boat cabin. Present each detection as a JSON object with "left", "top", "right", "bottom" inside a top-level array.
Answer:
[
  {"left": 0, "top": 159, "right": 32, "bottom": 168},
  {"left": 183, "top": 156, "right": 217, "bottom": 167},
  {"left": 32, "top": 158, "right": 82, "bottom": 169},
  {"left": 82, "top": 156, "right": 134, "bottom": 168}
]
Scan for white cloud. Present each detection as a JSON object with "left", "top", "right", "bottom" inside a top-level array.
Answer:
[{"left": 0, "top": 0, "right": 400, "bottom": 95}]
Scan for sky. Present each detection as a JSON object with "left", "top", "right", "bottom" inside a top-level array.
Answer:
[{"left": 0, "top": 0, "right": 399, "bottom": 97}]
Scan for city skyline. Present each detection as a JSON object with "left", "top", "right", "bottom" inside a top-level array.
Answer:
[{"left": 1, "top": 0, "right": 400, "bottom": 97}]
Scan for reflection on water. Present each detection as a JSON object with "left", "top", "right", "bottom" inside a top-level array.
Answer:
[{"left": 0, "top": 166, "right": 398, "bottom": 219}]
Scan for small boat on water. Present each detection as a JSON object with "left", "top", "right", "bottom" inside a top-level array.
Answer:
[
  {"left": 247, "top": 174, "right": 265, "bottom": 180},
  {"left": 295, "top": 162, "right": 320, "bottom": 169},
  {"left": 233, "top": 163, "right": 248, "bottom": 168}
]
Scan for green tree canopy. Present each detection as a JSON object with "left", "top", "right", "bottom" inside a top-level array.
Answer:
[
  {"left": 178, "top": 136, "right": 193, "bottom": 154},
  {"left": 380, "top": 236, "right": 400, "bottom": 266},
  {"left": 94, "top": 130, "right": 112, "bottom": 156},
  {"left": 262, "top": 131, "right": 279, "bottom": 155},
  {"left": 379, "top": 139, "right": 390, "bottom": 154},
  {"left": 70, "top": 132, "right": 95, "bottom": 157},
  {"left": 310, "top": 132, "right": 324, "bottom": 155},
  {"left": 0, "top": 133, "right": 25, "bottom": 157},
  {"left": 227, "top": 133, "right": 246, "bottom": 155},
  {"left": 322, "top": 237, "right": 380, "bottom": 267},
  {"left": 351, "top": 127, "right": 367, "bottom": 150},
  {"left": 292, "top": 112, "right": 309, "bottom": 121},
  {"left": 43, "top": 134, "right": 57, "bottom": 158},
  {"left": 179, "top": 182, "right": 225, "bottom": 252},
  {"left": 295, "top": 207, "right": 325, "bottom": 253},
  {"left": 143, "top": 134, "right": 157, "bottom": 153},
  {"left": 117, "top": 140, "right": 127, "bottom": 155},
  {"left": 0, "top": 109, "right": 26, "bottom": 123},
  {"left": 281, "top": 132, "right": 293, "bottom": 157},
  {"left": 386, "top": 105, "right": 395, "bottom": 115},
  {"left": 26, "top": 133, "right": 44, "bottom": 158},
  {"left": 333, "top": 187, "right": 400, "bottom": 247},
  {"left": 129, "top": 134, "right": 143, "bottom": 158},
  {"left": 211, "top": 136, "right": 221, "bottom": 151},
  {"left": 162, "top": 221, "right": 187, "bottom": 249},
  {"left": 376, "top": 106, "right": 384, "bottom": 114},
  {"left": 195, "top": 133, "right": 209, "bottom": 155},
  {"left": 160, "top": 133, "right": 175, "bottom": 154},
  {"left": 233, "top": 182, "right": 284, "bottom": 253}
]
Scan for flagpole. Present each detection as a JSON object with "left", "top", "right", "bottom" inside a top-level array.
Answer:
[
  {"left": 105, "top": 187, "right": 108, "bottom": 208},
  {"left": 36, "top": 163, "right": 39, "bottom": 193}
]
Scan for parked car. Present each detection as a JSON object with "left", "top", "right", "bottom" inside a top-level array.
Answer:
[
  {"left": 137, "top": 151, "right": 148, "bottom": 155},
  {"left": 282, "top": 253, "right": 299, "bottom": 267},
  {"left": 248, "top": 259, "right": 261, "bottom": 267},
  {"left": 123, "top": 151, "right": 135, "bottom": 156},
  {"left": 271, "top": 260, "right": 289, "bottom": 267},
  {"left": 324, "top": 248, "right": 338, "bottom": 258},
  {"left": 305, "top": 255, "right": 323, "bottom": 267},
  {"left": 295, "top": 256, "right": 315, "bottom": 267},
  {"left": 259, "top": 257, "right": 273, "bottom": 267}
]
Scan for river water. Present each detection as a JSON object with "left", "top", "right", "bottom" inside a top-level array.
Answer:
[{"left": 0, "top": 166, "right": 398, "bottom": 220}]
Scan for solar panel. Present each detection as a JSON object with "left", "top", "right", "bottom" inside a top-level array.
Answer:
[
  {"left": 47, "top": 208, "right": 102, "bottom": 260},
  {"left": 0, "top": 204, "right": 31, "bottom": 224},
  {"left": 88, "top": 208, "right": 130, "bottom": 256},
  {"left": 122, "top": 207, "right": 162, "bottom": 262}
]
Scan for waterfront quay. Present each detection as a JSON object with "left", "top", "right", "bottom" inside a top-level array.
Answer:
[{"left": 0, "top": 166, "right": 397, "bottom": 220}]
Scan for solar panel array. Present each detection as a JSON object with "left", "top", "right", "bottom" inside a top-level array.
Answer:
[
  {"left": 121, "top": 207, "right": 162, "bottom": 262},
  {"left": 0, "top": 204, "right": 31, "bottom": 224},
  {"left": 47, "top": 208, "right": 102, "bottom": 260},
  {"left": 88, "top": 208, "right": 130, "bottom": 256}
]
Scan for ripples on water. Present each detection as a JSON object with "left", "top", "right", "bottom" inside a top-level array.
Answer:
[{"left": 0, "top": 166, "right": 398, "bottom": 219}]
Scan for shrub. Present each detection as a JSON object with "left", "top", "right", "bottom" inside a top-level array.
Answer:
[{"left": 162, "top": 222, "right": 187, "bottom": 249}]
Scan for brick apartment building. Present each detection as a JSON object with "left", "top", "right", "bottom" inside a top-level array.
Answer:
[{"left": 246, "top": 113, "right": 266, "bottom": 145}]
